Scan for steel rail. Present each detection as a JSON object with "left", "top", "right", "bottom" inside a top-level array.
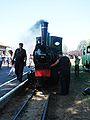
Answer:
[
  {"left": 41, "top": 94, "right": 50, "bottom": 120},
  {"left": 0, "top": 77, "right": 16, "bottom": 88},
  {"left": 12, "top": 89, "right": 36, "bottom": 120},
  {"left": 0, "top": 72, "right": 28, "bottom": 88},
  {"left": 0, "top": 79, "right": 28, "bottom": 102}
]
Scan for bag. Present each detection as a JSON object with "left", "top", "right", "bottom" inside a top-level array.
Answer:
[
  {"left": 82, "top": 88, "right": 90, "bottom": 95},
  {"left": 8, "top": 65, "right": 15, "bottom": 76}
]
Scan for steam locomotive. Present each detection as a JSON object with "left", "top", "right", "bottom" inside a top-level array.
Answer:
[{"left": 28, "top": 21, "right": 71, "bottom": 94}]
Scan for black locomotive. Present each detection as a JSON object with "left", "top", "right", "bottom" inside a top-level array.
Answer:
[{"left": 28, "top": 21, "right": 71, "bottom": 95}]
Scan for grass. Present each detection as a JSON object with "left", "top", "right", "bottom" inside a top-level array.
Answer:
[{"left": 71, "top": 65, "right": 90, "bottom": 105}]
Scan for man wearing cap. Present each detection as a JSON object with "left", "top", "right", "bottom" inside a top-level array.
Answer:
[{"left": 13, "top": 43, "right": 27, "bottom": 82}]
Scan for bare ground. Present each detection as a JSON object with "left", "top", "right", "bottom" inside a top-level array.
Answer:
[{"left": 46, "top": 68, "right": 90, "bottom": 120}]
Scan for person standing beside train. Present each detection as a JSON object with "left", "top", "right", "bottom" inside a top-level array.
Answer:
[
  {"left": 75, "top": 56, "right": 80, "bottom": 77},
  {"left": 51, "top": 54, "right": 71, "bottom": 95},
  {"left": 50, "top": 54, "right": 62, "bottom": 84},
  {"left": 0, "top": 54, "right": 2, "bottom": 69},
  {"left": 13, "top": 43, "right": 27, "bottom": 82},
  {"left": 28, "top": 54, "right": 33, "bottom": 68}
]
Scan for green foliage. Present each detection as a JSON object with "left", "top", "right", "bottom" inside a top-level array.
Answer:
[{"left": 87, "top": 40, "right": 90, "bottom": 46}]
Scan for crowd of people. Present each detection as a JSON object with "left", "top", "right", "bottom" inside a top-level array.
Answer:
[
  {"left": 0, "top": 54, "right": 11, "bottom": 69},
  {"left": 0, "top": 43, "right": 27, "bottom": 82},
  {"left": 0, "top": 43, "right": 34, "bottom": 79}
]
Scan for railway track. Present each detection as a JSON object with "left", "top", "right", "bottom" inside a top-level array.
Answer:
[
  {"left": 0, "top": 84, "right": 50, "bottom": 120},
  {"left": 0, "top": 67, "right": 57, "bottom": 120},
  {"left": 0, "top": 72, "right": 29, "bottom": 110},
  {"left": 0, "top": 66, "right": 51, "bottom": 119}
]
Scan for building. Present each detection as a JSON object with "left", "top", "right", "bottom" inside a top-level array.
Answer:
[{"left": 0, "top": 42, "right": 10, "bottom": 55}]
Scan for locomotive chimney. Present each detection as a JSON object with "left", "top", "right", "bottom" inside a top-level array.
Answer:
[{"left": 41, "top": 22, "right": 48, "bottom": 45}]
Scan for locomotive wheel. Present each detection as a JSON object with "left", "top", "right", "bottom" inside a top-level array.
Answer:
[{"left": 58, "top": 56, "right": 71, "bottom": 95}]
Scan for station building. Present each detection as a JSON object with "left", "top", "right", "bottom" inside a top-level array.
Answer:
[{"left": 0, "top": 42, "right": 11, "bottom": 55}]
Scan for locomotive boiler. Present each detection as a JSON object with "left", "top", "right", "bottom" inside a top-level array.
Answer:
[{"left": 28, "top": 21, "right": 71, "bottom": 94}]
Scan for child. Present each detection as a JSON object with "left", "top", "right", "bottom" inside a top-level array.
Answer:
[{"left": 28, "top": 54, "right": 33, "bottom": 68}]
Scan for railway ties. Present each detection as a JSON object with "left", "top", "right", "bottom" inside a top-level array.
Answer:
[
  {"left": 12, "top": 90, "right": 50, "bottom": 120},
  {"left": 12, "top": 89, "right": 36, "bottom": 120},
  {"left": 0, "top": 85, "right": 50, "bottom": 120}
]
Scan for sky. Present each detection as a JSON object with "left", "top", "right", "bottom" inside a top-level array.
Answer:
[{"left": 0, "top": 0, "right": 90, "bottom": 53}]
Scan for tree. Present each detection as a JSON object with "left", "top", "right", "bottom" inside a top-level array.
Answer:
[
  {"left": 87, "top": 39, "right": 90, "bottom": 46},
  {"left": 77, "top": 40, "right": 87, "bottom": 50}
]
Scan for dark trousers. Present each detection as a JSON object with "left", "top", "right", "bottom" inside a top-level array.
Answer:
[
  {"left": 15, "top": 62, "right": 24, "bottom": 82},
  {"left": 59, "top": 70, "right": 70, "bottom": 95},
  {"left": 75, "top": 65, "right": 79, "bottom": 77},
  {"left": 0, "top": 61, "right": 2, "bottom": 68},
  {"left": 51, "top": 67, "right": 59, "bottom": 85},
  {"left": 60, "top": 77, "right": 70, "bottom": 95}
]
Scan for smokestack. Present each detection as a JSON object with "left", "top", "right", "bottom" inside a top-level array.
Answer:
[{"left": 41, "top": 22, "right": 48, "bottom": 45}]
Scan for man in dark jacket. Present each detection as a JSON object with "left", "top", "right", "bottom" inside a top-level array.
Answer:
[
  {"left": 13, "top": 43, "right": 27, "bottom": 82},
  {"left": 51, "top": 55, "right": 71, "bottom": 95}
]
